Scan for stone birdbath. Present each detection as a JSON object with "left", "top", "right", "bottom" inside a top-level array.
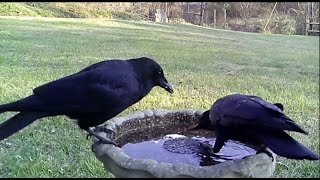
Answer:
[{"left": 91, "top": 109, "right": 276, "bottom": 178}]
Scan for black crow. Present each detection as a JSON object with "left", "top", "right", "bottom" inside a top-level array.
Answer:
[
  {"left": 0, "top": 57, "right": 173, "bottom": 145},
  {"left": 193, "top": 93, "right": 319, "bottom": 161}
]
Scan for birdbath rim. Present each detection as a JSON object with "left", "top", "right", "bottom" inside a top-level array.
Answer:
[{"left": 91, "top": 109, "right": 276, "bottom": 178}]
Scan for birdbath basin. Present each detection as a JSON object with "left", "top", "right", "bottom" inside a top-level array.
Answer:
[{"left": 91, "top": 109, "right": 276, "bottom": 178}]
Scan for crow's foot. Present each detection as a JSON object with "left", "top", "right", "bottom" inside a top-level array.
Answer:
[
  {"left": 87, "top": 128, "right": 117, "bottom": 146},
  {"left": 95, "top": 126, "right": 115, "bottom": 136},
  {"left": 256, "top": 146, "right": 274, "bottom": 162}
]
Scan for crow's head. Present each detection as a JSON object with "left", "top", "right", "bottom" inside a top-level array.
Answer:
[
  {"left": 130, "top": 57, "right": 173, "bottom": 94},
  {"left": 192, "top": 110, "right": 214, "bottom": 131}
]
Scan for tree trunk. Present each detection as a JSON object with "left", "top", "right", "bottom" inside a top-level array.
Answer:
[
  {"left": 200, "top": 2, "right": 204, "bottom": 25},
  {"left": 213, "top": 9, "right": 216, "bottom": 28},
  {"left": 224, "top": 8, "right": 227, "bottom": 29}
]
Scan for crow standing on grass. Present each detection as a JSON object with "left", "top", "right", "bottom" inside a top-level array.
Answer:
[
  {"left": 0, "top": 57, "right": 173, "bottom": 145},
  {"left": 193, "top": 93, "right": 319, "bottom": 161}
]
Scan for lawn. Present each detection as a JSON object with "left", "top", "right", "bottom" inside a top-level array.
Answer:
[{"left": 0, "top": 16, "right": 319, "bottom": 178}]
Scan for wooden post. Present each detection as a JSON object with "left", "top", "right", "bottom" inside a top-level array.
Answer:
[
  {"left": 305, "top": 3, "right": 308, "bottom": 35},
  {"left": 224, "top": 9, "right": 227, "bottom": 28},
  {"left": 200, "top": 2, "right": 204, "bottom": 26},
  {"left": 263, "top": 2, "right": 277, "bottom": 32},
  {"left": 213, "top": 9, "right": 216, "bottom": 28},
  {"left": 205, "top": 11, "right": 208, "bottom": 25},
  {"left": 306, "top": 2, "right": 312, "bottom": 36},
  {"left": 309, "top": 2, "right": 313, "bottom": 33},
  {"left": 165, "top": 2, "right": 168, "bottom": 17},
  {"left": 187, "top": 2, "right": 190, "bottom": 12},
  {"left": 182, "top": 3, "right": 184, "bottom": 19}
]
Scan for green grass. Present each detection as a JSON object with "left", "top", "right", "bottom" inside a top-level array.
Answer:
[
  {"left": 0, "top": 2, "right": 141, "bottom": 20},
  {"left": 0, "top": 16, "right": 319, "bottom": 178}
]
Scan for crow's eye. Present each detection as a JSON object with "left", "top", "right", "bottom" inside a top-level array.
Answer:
[{"left": 159, "top": 71, "right": 162, "bottom": 75}]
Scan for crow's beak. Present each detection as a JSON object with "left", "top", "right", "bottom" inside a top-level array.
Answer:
[
  {"left": 191, "top": 123, "right": 201, "bottom": 130},
  {"left": 159, "top": 78, "right": 174, "bottom": 94}
]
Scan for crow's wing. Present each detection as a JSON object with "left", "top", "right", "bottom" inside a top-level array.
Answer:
[
  {"left": 211, "top": 94, "right": 308, "bottom": 134},
  {"left": 32, "top": 62, "right": 141, "bottom": 113},
  {"left": 258, "top": 130, "right": 319, "bottom": 160},
  {"left": 77, "top": 59, "right": 121, "bottom": 73}
]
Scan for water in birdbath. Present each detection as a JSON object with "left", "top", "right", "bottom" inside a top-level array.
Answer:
[{"left": 121, "top": 133, "right": 257, "bottom": 166}]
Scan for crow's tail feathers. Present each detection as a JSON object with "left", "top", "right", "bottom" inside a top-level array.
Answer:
[
  {"left": 282, "top": 116, "right": 309, "bottom": 135},
  {"left": 0, "top": 103, "right": 9, "bottom": 114},
  {"left": 259, "top": 130, "right": 319, "bottom": 160},
  {"left": 0, "top": 112, "right": 50, "bottom": 141},
  {"left": 0, "top": 95, "right": 42, "bottom": 114}
]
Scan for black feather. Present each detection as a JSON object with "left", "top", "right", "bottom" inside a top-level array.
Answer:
[
  {"left": 0, "top": 57, "right": 173, "bottom": 143},
  {"left": 196, "top": 93, "right": 319, "bottom": 161}
]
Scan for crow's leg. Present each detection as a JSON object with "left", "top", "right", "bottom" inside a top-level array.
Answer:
[
  {"left": 256, "top": 145, "right": 274, "bottom": 162},
  {"left": 200, "top": 141, "right": 232, "bottom": 161},
  {"left": 86, "top": 127, "right": 117, "bottom": 146},
  {"left": 200, "top": 141, "right": 214, "bottom": 153}
]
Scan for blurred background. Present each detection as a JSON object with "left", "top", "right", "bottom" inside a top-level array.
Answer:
[{"left": 0, "top": 2, "right": 319, "bottom": 36}]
